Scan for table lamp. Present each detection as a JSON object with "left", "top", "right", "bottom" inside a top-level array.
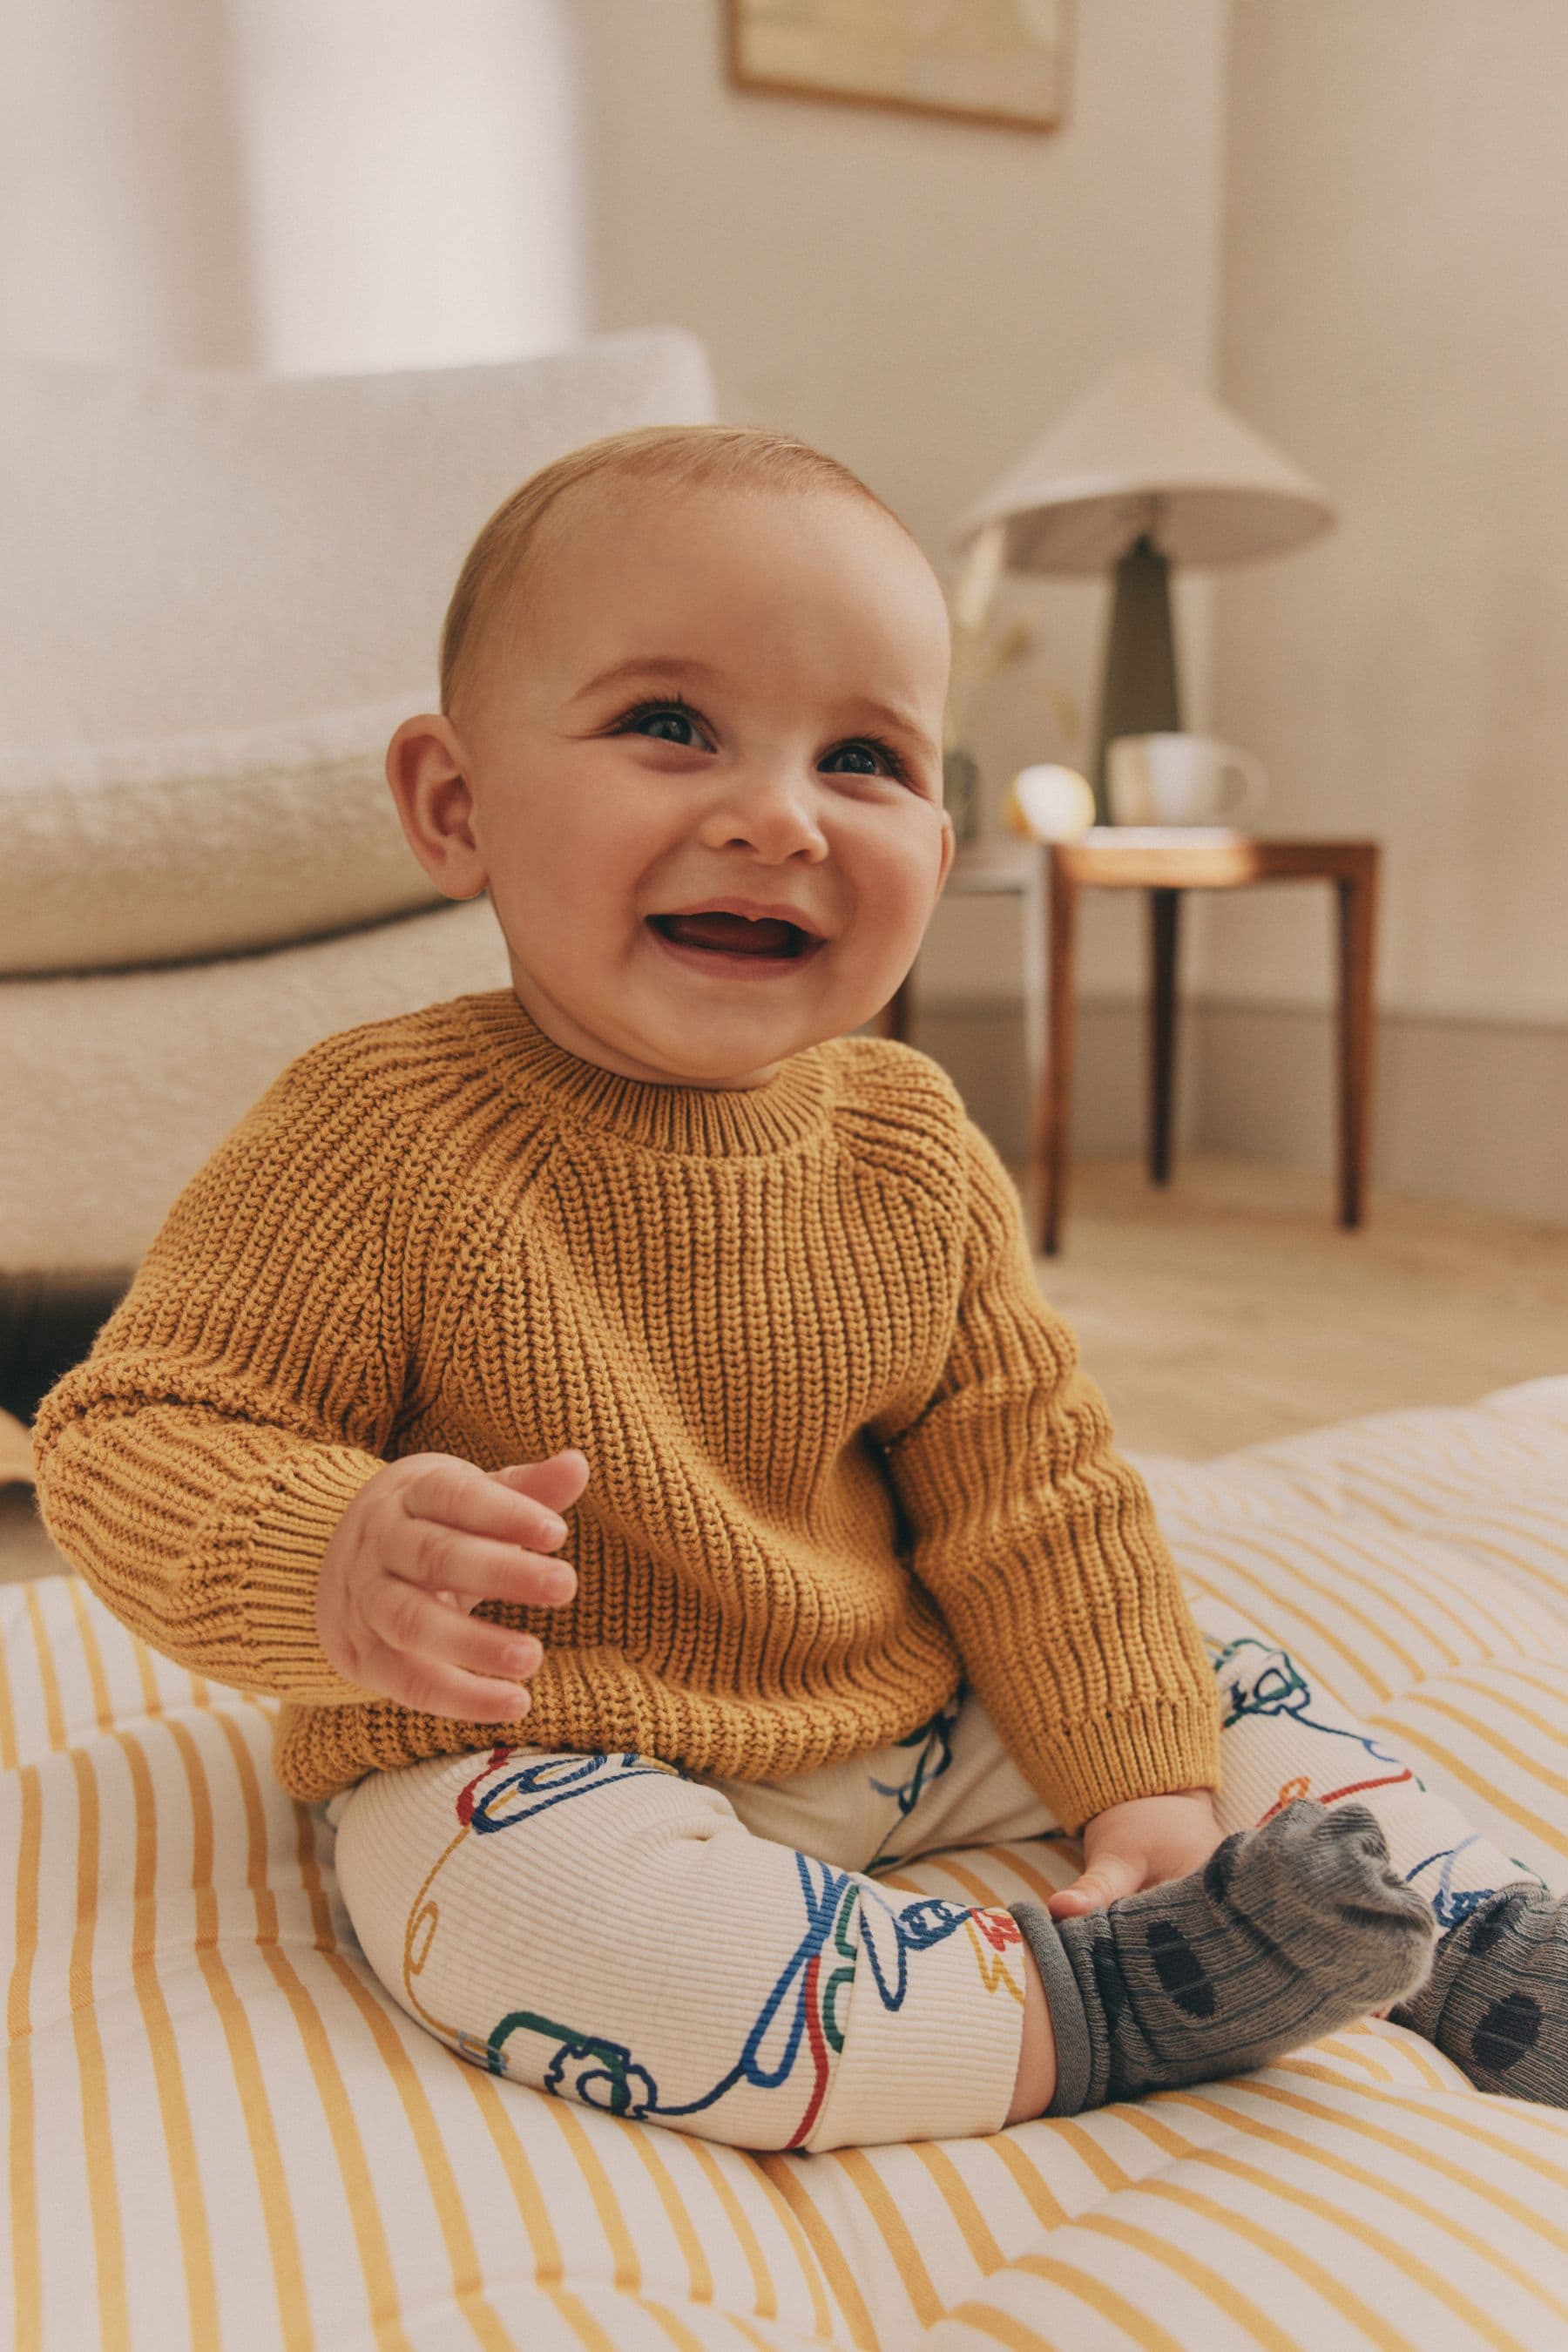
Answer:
[{"left": 947, "top": 356, "right": 1338, "bottom": 824}]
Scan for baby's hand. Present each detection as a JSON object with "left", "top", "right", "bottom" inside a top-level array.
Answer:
[
  {"left": 316, "top": 1448, "right": 589, "bottom": 1720},
  {"left": 1046, "top": 1787, "right": 1224, "bottom": 1918}
]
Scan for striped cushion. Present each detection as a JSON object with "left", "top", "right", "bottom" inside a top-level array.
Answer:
[{"left": 5, "top": 1377, "right": 1567, "bottom": 2349}]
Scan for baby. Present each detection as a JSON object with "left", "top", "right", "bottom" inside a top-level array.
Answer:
[{"left": 30, "top": 425, "right": 1565, "bottom": 2151}]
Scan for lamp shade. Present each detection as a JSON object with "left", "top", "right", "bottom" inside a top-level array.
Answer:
[{"left": 950, "top": 355, "right": 1336, "bottom": 573}]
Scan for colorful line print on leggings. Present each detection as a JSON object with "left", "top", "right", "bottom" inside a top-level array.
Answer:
[
  {"left": 1211, "top": 1631, "right": 1548, "bottom": 1923},
  {"left": 863, "top": 1684, "right": 964, "bottom": 1870},
  {"left": 399, "top": 1743, "right": 1024, "bottom": 2149}
]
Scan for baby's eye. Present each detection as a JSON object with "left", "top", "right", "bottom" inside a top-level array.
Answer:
[
  {"left": 617, "top": 698, "right": 705, "bottom": 747},
  {"left": 821, "top": 737, "right": 909, "bottom": 781}
]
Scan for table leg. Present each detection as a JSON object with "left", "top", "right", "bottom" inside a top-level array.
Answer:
[
  {"left": 1335, "top": 851, "right": 1378, "bottom": 1227},
  {"left": 876, "top": 975, "right": 912, "bottom": 1044},
  {"left": 1149, "top": 887, "right": 1181, "bottom": 1185},
  {"left": 1031, "top": 853, "right": 1079, "bottom": 1254}
]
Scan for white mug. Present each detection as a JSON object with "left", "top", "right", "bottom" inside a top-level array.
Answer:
[{"left": 1106, "top": 733, "right": 1268, "bottom": 828}]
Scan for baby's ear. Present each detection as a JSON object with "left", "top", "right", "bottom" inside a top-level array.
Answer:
[
  {"left": 384, "top": 711, "right": 459, "bottom": 804},
  {"left": 384, "top": 713, "right": 487, "bottom": 901}
]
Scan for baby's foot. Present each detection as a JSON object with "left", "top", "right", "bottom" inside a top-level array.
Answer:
[
  {"left": 1011, "top": 1799, "right": 1437, "bottom": 2114},
  {"left": 1391, "top": 1881, "right": 1568, "bottom": 2105}
]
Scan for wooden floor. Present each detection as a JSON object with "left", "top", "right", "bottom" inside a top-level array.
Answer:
[
  {"left": 2, "top": 1153, "right": 1564, "bottom": 1585},
  {"left": 1014, "top": 1152, "right": 1568, "bottom": 1459}
]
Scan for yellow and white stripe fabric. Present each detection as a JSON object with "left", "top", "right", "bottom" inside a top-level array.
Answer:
[{"left": 6, "top": 1375, "right": 1568, "bottom": 2349}]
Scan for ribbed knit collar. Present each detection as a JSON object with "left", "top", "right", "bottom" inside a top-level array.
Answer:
[{"left": 469, "top": 987, "right": 837, "bottom": 1157}]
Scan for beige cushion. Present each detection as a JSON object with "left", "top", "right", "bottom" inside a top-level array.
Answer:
[
  {"left": 1, "top": 897, "right": 512, "bottom": 1272},
  {"left": 0, "top": 697, "right": 445, "bottom": 975},
  {"left": 0, "top": 326, "right": 721, "bottom": 1274},
  {"left": 0, "top": 328, "right": 717, "bottom": 747}
]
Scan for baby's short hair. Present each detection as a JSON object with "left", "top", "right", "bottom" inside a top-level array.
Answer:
[{"left": 439, "top": 422, "right": 923, "bottom": 720}]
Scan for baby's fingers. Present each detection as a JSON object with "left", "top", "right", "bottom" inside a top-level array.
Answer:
[
  {"left": 1046, "top": 1852, "right": 1146, "bottom": 1918},
  {"left": 373, "top": 1582, "right": 540, "bottom": 1723},
  {"left": 409, "top": 1524, "right": 576, "bottom": 1613}
]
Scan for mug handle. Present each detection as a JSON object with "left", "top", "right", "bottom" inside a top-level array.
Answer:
[{"left": 1219, "top": 748, "right": 1268, "bottom": 824}]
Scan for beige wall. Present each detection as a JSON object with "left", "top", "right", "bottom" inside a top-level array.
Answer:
[
  {"left": 0, "top": 0, "right": 589, "bottom": 373},
  {"left": 230, "top": 0, "right": 589, "bottom": 373},
  {"left": 0, "top": 0, "right": 259, "bottom": 366},
  {"left": 1210, "top": 0, "right": 1568, "bottom": 1030},
  {"left": 578, "top": 0, "right": 1232, "bottom": 1010},
  {"left": 1193, "top": 0, "right": 1568, "bottom": 1217}
]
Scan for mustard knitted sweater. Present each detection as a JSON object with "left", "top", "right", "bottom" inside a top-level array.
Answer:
[{"left": 30, "top": 988, "right": 1220, "bottom": 1823}]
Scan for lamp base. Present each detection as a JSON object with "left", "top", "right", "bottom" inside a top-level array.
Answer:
[{"left": 1092, "top": 531, "right": 1183, "bottom": 823}]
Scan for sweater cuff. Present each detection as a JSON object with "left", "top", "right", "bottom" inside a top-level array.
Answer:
[
  {"left": 243, "top": 1447, "right": 389, "bottom": 1706},
  {"left": 1027, "top": 1693, "right": 1223, "bottom": 1835}
]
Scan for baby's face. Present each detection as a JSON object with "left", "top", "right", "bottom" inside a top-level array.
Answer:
[{"left": 391, "top": 481, "right": 955, "bottom": 1088}]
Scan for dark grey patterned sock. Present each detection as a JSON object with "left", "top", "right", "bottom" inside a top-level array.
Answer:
[
  {"left": 1390, "top": 1881, "right": 1568, "bottom": 2105},
  {"left": 1010, "top": 1799, "right": 1438, "bottom": 2116}
]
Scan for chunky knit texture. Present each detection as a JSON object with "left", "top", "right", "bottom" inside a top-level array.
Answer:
[{"left": 30, "top": 988, "right": 1220, "bottom": 1818}]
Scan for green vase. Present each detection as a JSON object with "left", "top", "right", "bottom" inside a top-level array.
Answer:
[{"left": 943, "top": 747, "right": 982, "bottom": 846}]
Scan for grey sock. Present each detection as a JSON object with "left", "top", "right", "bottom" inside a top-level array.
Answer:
[
  {"left": 1390, "top": 1880, "right": 1568, "bottom": 2105},
  {"left": 1010, "top": 1799, "right": 1438, "bottom": 2116}
]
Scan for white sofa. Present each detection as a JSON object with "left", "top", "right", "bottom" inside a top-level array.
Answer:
[{"left": 0, "top": 328, "right": 718, "bottom": 1282}]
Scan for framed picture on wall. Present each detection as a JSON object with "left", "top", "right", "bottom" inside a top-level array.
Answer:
[{"left": 724, "top": 0, "right": 1072, "bottom": 136}]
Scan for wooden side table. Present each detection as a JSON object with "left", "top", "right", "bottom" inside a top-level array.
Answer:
[{"left": 877, "top": 831, "right": 1380, "bottom": 1258}]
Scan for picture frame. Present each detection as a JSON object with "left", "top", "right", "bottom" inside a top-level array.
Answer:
[{"left": 724, "top": 0, "right": 1072, "bottom": 137}]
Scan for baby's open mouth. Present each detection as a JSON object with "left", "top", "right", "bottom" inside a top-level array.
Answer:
[{"left": 648, "top": 912, "right": 819, "bottom": 960}]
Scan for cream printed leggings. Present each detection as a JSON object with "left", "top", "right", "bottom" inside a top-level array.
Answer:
[{"left": 325, "top": 1594, "right": 1542, "bottom": 2153}]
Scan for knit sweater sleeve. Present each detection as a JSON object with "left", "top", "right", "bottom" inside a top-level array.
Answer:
[
  {"left": 29, "top": 1040, "right": 433, "bottom": 1705},
  {"left": 876, "top": 1112, "right": 1221, "bottom": 1835}
]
